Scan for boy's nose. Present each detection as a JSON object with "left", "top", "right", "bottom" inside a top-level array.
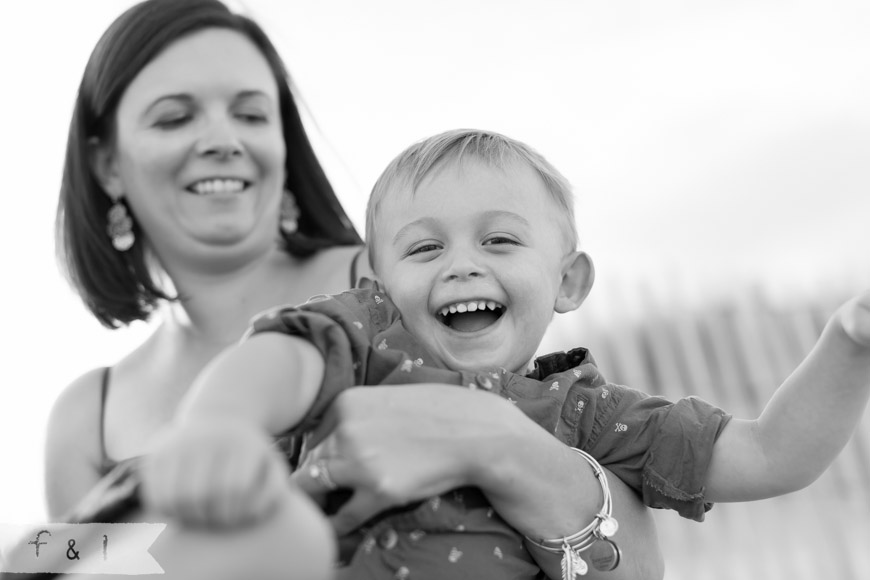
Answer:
[{"left": 441, "top": 253, "right": 485, "bottom": 282}]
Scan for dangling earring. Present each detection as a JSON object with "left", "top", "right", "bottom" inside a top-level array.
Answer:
[
  {"left": 107, "top": 198, "right": 135, "bottom": 251},
  {"left": 280, "top": 190, "right": 300, "bottom": 235}
]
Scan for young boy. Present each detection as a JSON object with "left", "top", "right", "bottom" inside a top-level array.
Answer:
[{"left": 141, "top": 129, "right": 870, "bottom": 579}]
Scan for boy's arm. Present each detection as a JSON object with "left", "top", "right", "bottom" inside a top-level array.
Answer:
[
  {"left": 705, "top": 292, "right": 870, "bottom": 502},
  {"left": 139, "top": 333, "right": 325, "bottom": 527},
  {"left": 177, "top": 332, "right": 325, "bottom": 434}
]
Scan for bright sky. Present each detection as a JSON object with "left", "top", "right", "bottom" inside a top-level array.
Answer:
[{"left": 1, "top": 0, "right": 868, "bottom": 523}]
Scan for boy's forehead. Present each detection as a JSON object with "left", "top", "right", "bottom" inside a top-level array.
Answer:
[
  {"left": 380, "top": 159, "right": 557, "bottom": 225},
  {"left": 369, "top": 145, "right": 578, "bottom": 265},
  {"left": 408, "top": 158, "right": 536, "bottom": 203}
]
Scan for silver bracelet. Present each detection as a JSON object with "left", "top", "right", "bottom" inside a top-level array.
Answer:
[{"left": 524, "top": 448, "right": 619, "bottom": 578}]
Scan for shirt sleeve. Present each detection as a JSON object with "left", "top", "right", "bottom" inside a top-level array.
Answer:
[
  {"left": 245, "top": 289, "right": 399, "bottom": 434},
  {"left": 572, "top": 386, "right": 731, "bottom": 521}
]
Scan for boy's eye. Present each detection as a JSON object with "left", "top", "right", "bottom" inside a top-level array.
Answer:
[
  {"left": 408, "top": 243, "right": 441, "bottom": 256},
  {"left": 483, "top": 236, "right": 520, "bottom": 246}
]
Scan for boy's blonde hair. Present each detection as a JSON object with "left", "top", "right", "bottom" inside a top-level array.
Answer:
[{"left": 366, "top": 128, "right": 580, "bottom": 271}]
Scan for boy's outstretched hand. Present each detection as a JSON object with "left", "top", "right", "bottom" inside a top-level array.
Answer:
[
  {"left": 837, "top": 290, "right": 870, "bottom": 349},
  {"left": 139, "top": 418, "right": 290, "bottom": 529}
]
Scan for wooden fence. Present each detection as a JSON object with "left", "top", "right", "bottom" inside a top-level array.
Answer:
[{"left": 544, "top": 277, "right": 870, "bottom": 579}]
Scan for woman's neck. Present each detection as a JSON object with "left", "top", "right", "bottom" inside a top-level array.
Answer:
[
  {"left": 160, "top": 247, "right": 302, "bottom": 347},
  {"left": 155, "top": 244, "right": 361, "bottom": 348}
]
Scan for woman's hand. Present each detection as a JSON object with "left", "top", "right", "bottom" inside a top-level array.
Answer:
[
  {"left": 291, "top": 384, "right": 664, "bottom": 580},
  {"left": 290, "top": 384, "right": 505, "bottom": 534}
]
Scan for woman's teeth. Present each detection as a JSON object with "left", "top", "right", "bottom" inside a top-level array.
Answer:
[
  {"left": 189, "top": 178, "right": 246, "bottom": 195},
  {"left": 439, "top": 301, "right": 502, "bottom": 316}
]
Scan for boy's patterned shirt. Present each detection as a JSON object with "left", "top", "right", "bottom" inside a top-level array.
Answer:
[{"left": 249, "top": 288, "right": 730, "bottom": 579}]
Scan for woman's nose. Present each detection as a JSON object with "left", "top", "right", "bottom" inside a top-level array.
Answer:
[{"left": 196, "top": 118, "right": 243, "bottom": 160}]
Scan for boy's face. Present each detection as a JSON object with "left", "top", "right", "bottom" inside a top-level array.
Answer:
[{"left": 376, "top": 159, "right": 589, "bottom": 374}]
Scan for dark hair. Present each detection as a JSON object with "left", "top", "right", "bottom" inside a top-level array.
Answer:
[{"left": 56, "top": 0, "right": 362, "bottom": 328}]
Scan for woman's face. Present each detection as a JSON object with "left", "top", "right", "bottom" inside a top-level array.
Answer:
[{"left": 103, "top": 28, "right": 286, "bottom": 265}]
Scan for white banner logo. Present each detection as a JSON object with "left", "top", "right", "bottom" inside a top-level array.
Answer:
[{"left": 0, "top": 523, "right": 165, "bottom": 575}]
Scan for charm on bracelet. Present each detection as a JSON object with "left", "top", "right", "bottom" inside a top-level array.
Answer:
[
  {"left": 561, "top": 540, "right": 588, "bottom": 579},
  {"left": 597, "top": 515, "right": 619, "bottom": 538},
  {"left": 589, "top": 538, "right": 621, "bottom": 572},
  {"left": 524, "top": 447, "right": 620, "bottom": 577}
]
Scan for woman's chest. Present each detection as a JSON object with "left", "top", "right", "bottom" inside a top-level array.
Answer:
[{"left": 103, "top": 350, "right": 217, "bottom": 460}]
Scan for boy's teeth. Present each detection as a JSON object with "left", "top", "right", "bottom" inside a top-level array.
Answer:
[{"left": 439, "top": 300, "right": 503, "bottom": 317}]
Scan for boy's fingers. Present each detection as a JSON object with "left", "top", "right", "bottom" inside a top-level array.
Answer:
[
  {"left": 247, "top": 456, "right": 291, "bottom": 523},
  {"left": 140, "top": 449, "right": 183, "bottom": 520},
  {"left": 287, "top": 474, "right": 329, "bottom": 509},
  {"left": 842, "top": 295, "right": 870, "bottom": 347},
  {"left": 291, "top": 455, "right": 345, "bottom": 505},
  {"left": 173, "top": 451, "right": 219, "bottom": 526},
  {"left": 307, "top": 404, "right": 338, "bottom": 452},
  {"left": 329, "top": 491, "right": 386, "bottom": 537},
  {"left": 207, "top": 453, "right": 249, "bottom": 527}
]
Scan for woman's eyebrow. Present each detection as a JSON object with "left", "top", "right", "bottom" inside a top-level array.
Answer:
[
  {"left": 232, "top": 90, "right": 273, "bottom": 104},
  {"left": 142, "top": 93, "right": 194, "bottom": 116},
  {"left": 142, "top": 90, "right": 272, "bottom": 116}
]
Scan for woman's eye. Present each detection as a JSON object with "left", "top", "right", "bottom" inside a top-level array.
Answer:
[
  {"left": 154, "top": 115, "right": 190, "bottom": 129},
  {"left": 236, "top": 111, "right": 268, "bottom": 123}
]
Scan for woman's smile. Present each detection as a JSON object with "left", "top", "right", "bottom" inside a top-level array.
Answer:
[{"left": 187, "top": 178, "right": 251, "bottom": 195}]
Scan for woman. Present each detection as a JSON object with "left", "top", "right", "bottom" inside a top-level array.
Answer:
[{"left": 45, "top": 1, "right": 662, "bottom": 578}]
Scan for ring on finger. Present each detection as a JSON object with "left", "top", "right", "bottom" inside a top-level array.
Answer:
[{"left": 309, "top": 459, "right": 338, "bottom": 491}]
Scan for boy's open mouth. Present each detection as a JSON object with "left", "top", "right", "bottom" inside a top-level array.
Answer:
[{"left": 437, "top": 300, "right": 505, "bottom": 333}]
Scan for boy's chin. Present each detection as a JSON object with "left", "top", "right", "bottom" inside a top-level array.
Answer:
[{"left": 443, "top": 350, "right": 524, "bottom": 375}]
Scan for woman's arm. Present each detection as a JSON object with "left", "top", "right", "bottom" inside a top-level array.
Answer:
[
  {"left": 294, "top": 385, "right": 664, "bottom": 580},
  {"left": 469, "top": 396, "right": 663, "bottom": 580},
  {"left": 44, "top": 368, "right": 107, "bottom": 520}
]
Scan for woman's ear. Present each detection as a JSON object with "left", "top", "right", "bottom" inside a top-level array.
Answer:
[
  {"left": 89, "top": 137, "right": 124, "bottom": 199},
  {"left": 554, "top": 251, "right": 595, "bottom": 314}
]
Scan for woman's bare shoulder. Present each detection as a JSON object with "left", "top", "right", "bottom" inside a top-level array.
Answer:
[
  {"left": 45, "top": 367, "right": 108, "bottom": 518},
  {"left": 292, "top": 245, "right": 370, "bottom": 297},
  {"left": 322, "top": 245, "right": 375, "bottom": 287},
  {"left": 49, "top": 367, "right": 106, "bottom": 427}
]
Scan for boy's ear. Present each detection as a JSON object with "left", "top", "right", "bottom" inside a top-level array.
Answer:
[
  {"left": 554, "top": 251, "right": 595, "bottom": 314},
  {"left": 357, "top": 276, "right": 384, "bottom": 292},
  {"left": 356, "top": 250, "right": 388, "bottom": 292},
  {"left": 89, "top": 137, "right": 125, "bottom": 199}
]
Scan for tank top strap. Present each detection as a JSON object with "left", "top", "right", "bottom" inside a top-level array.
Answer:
[
  {"left": 349, "top": 246, "right": 366, "bottom": 289},
  {"left": 98, "top": 367, "right": 116, "bottom": 475}
]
